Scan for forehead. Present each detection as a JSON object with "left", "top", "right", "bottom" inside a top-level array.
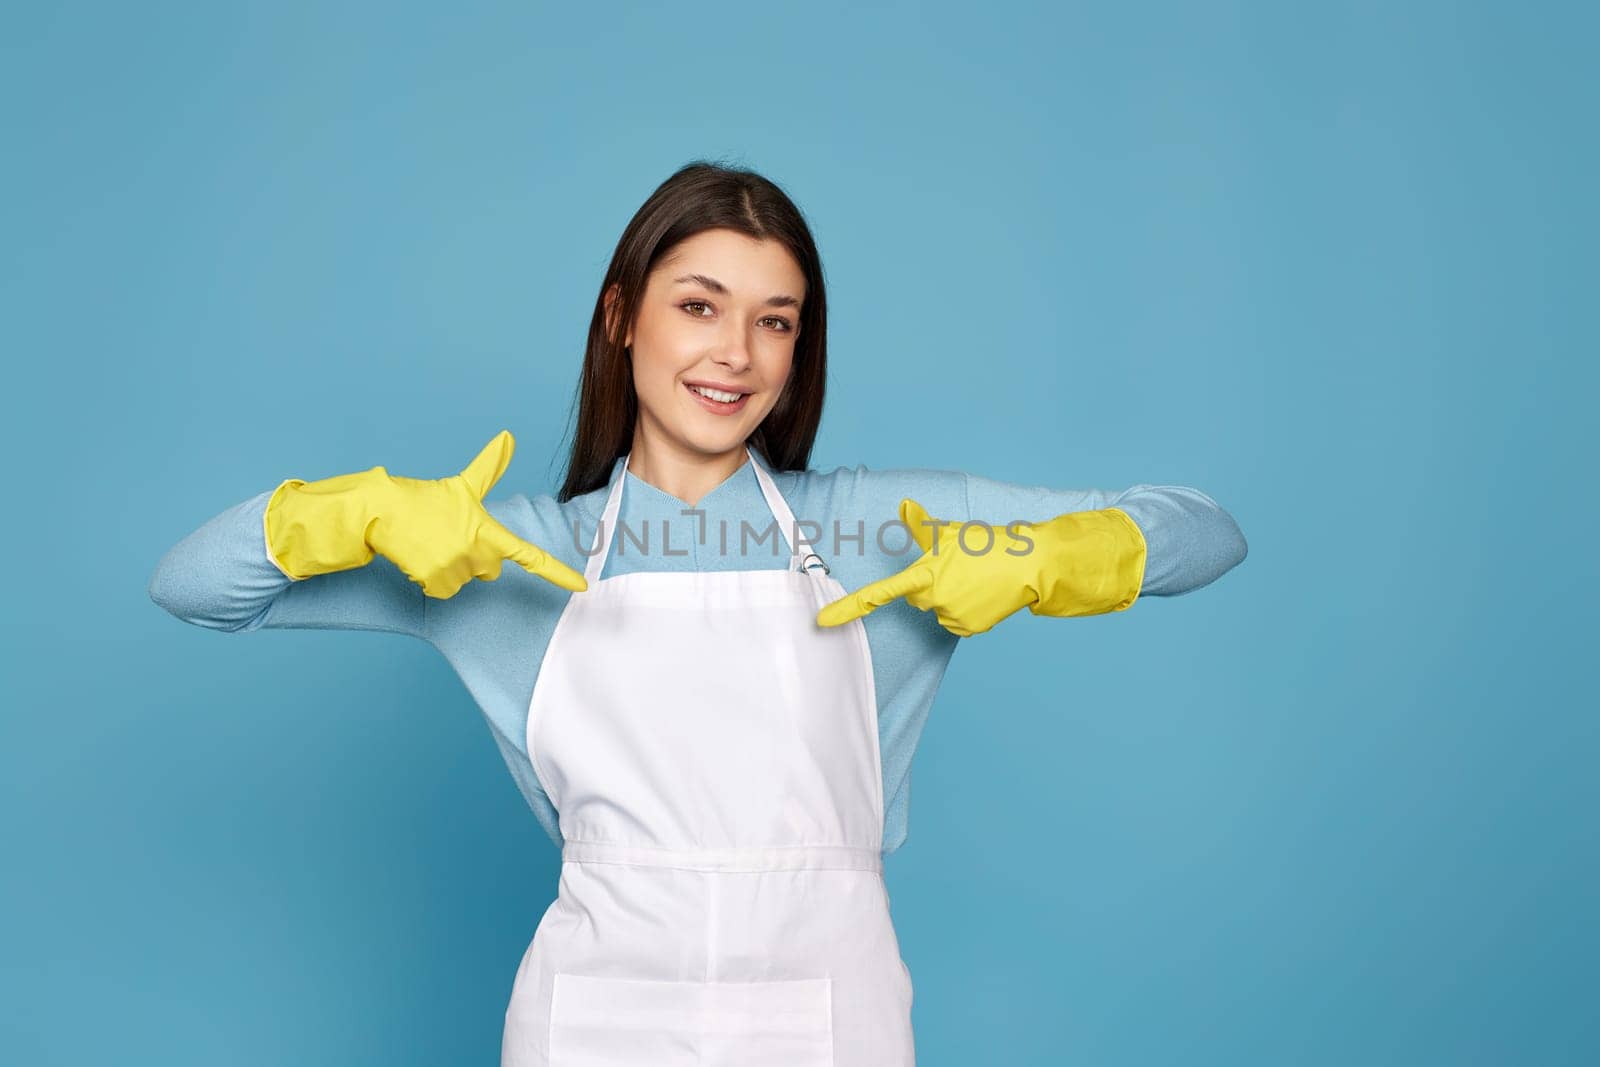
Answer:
[{"left": 653, "top": 228, "right": 806, "bottom": 297}]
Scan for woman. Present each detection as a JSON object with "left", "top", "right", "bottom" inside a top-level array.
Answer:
[{"left": 149, "top": 160, "right": 1248, "bottom": 1066}]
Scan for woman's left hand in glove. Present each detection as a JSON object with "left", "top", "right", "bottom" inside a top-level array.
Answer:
[{"left": 815, "top": 497, "right": 1147, "bottom": 637}]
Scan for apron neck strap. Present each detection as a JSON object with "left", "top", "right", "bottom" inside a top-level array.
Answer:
[{"left": 582, "top": 444, "right": 814, "bottom": 584}]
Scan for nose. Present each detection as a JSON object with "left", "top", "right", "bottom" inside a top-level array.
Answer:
[{"left": 710, "top": 320, "right": 754, "bottom": 373}]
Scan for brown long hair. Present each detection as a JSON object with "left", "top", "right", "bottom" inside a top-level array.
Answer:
[{"left": 553, "top": 159, "right": 829, "bottom": 503}]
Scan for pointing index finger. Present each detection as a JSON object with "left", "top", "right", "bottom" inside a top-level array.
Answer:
[
  {"left": 480, "top": 518, "right": 588, "bottom": 592},
  {"left": 816, "top": 564, "right": 934, "bottom": 627}
]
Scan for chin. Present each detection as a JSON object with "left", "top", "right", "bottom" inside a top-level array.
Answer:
[{"left": 680, "top": 428, "right": 751, "bottom": 456}]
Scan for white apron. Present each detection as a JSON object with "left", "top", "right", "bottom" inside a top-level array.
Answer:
[{"left": 501, "top": 445, "right": 915, "bottom": 1067}]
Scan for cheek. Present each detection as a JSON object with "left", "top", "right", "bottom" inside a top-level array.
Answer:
[
  {"left": 636, "top": 326, "right": 698, "bottom": 376},
  {"left": 757, "top": 361, "right": 795, "bottom": 413},
  {"left": 770, "top": 351, "right": 796, "bottom": 388},
  {"left": 630, "top": 355, "right": 668, "bottom": 406},
  {"left": 631, "top": 344, "right": 677, "bottom": 388}
]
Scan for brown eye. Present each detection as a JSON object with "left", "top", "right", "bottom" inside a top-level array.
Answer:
[{"left": 681, "top": 300, "right": 791, "bottom": 332}]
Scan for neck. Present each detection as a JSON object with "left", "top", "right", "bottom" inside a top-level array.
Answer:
[{"left": 625, "top": 426, "right": 750, "bottom": 509}]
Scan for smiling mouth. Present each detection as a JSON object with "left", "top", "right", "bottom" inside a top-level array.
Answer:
[{"left": 684, "top": 382, "right": 751, "bottom": 414}]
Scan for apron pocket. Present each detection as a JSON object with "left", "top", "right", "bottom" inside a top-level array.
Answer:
[{"left": 549, "top": 972, "right": 834, "bottom": 1067}]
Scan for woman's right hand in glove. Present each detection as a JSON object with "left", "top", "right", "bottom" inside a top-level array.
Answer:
[{"left": 263, "top": 430, "right": 587, "bottom": 599}]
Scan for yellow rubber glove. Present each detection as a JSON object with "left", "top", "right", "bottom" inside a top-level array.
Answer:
[
  {"left": 816, "top": 497, "right": 1146, "bottom": 637},
  {"left": 263, "top": 430, "right": 588, "bottom": 599}
]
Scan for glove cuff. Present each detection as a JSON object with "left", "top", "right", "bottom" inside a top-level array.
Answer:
[
  {"left": 263, "top": 466, "right": 389, "bottom": 579},
  {"left": 1025, "top": 506, "right": 1148, "bottom": 618}
]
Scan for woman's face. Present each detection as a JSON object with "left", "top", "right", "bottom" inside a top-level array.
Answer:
[{"left": 612, "top": 227, "right": 806, "bottom": 462}]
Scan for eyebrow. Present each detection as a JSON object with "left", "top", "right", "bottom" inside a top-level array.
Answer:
[{"left": 672, "top": 273, "right": 801, "bottom": 310}]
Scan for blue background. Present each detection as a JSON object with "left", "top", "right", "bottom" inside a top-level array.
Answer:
[{"left": 3, "top": 2, "right": 1593, "bottom": 1064}]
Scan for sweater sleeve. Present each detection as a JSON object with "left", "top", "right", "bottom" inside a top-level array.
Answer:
[
  {"left": 147, "top": 488, "right": 427, "bottom": 639},
  {"left": 960, "top": 472, "right": 1248, "bottom": 598}
]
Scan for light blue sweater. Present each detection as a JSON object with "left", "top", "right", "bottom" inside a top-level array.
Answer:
[{"left": 147, "top": 450, "right": 1248, "bottom": 855}]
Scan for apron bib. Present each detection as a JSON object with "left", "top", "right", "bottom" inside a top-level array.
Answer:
[{"left": 501, "top": 445, "right": 915, "bottom": 1067}]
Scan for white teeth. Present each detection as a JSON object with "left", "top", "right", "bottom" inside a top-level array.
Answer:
[{"left": 690, "top": 384, "right": 744, "bottom": 403}]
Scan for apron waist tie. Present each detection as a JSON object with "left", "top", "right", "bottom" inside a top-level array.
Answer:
[{"left": 561, "top": 838, "right": 884, "bottom": 874}]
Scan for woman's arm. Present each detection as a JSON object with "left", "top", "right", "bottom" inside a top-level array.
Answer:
[
  {"left": 149, "top": 432, "right": 581, "bottom": 638},
  {"left": 147, "top": 488, "right": 427, "bottom": 639},
  {"left": 960, "top": 473, "right": 1248, "bottom": 598},
  {"left": 814, "top": 466, "right": 1247, "bottom": 636}
]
